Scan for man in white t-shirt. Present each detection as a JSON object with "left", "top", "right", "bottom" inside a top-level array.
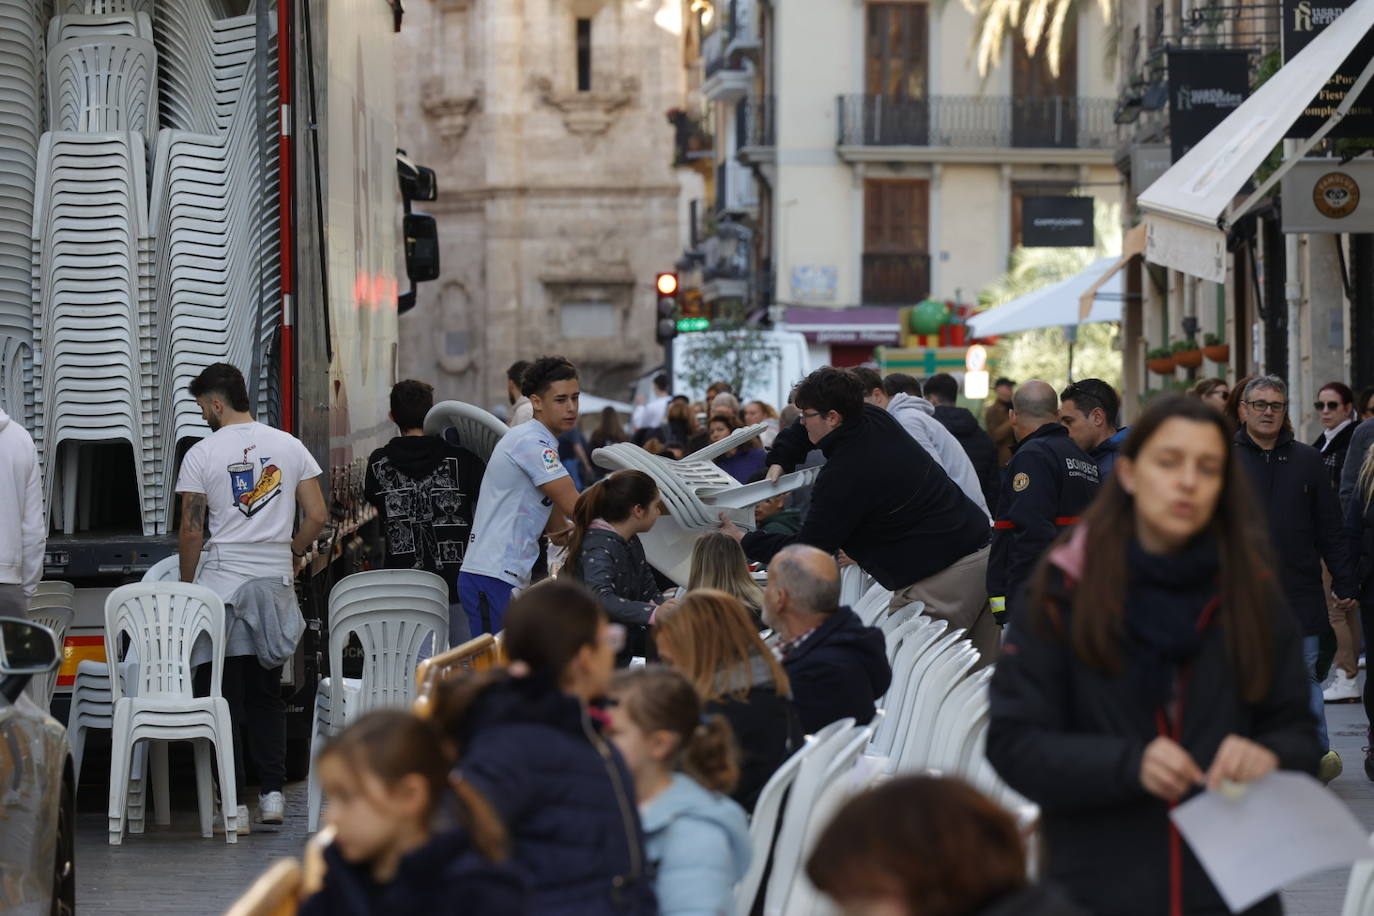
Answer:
[
  {"left": 632, "top": 372, "right": 672, "bottom": 434},
  {"left": 175, "top": 363, "right": 327, "bottom": 830},
  {"left": 459, "top": 355, "right": 582, "bottom": 634}
]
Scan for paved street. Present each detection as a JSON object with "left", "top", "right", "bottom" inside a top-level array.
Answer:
[{"left": 67, "top": 700, "right": 1374, "bottom": 914}]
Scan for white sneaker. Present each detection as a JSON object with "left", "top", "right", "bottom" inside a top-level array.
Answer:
[
  {"left": 1361, "top": 653, "right": 1367, "bottom": 670},
  {"left": 259, "top": 791, "right": 285, "bottom": 825},
  {"left": 1324, "top": 669, "right": 1361, "bottom": 703}
]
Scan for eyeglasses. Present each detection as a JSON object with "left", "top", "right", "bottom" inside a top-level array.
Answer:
[
  {"left": 1314, "top": 400, "right": 1345, "bottom": 411},
  {"left": 800, "top": 411, "right": 823, "bottom": 420},
  {"left": 1245, "top": 399, "right": 1287, "bottom": 414}
]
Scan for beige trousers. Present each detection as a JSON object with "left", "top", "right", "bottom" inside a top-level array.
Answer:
[{"left": 888, "top": 544, "right": 997, "bottom": 667}]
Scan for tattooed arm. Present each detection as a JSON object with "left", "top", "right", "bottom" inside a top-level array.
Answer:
[{"left": 178, "top": 492, "right": 207, "bottom": 582}]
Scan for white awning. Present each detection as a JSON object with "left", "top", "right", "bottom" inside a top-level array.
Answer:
[
  {"left": 967, "top": 256, "right": 1124, "bottom": 337},
  {"left": 1136, "top": 0, "right": 1374, "bottom": 281},
  {"left": 579, "top": 394, "right": 635, "bottom": 416}
]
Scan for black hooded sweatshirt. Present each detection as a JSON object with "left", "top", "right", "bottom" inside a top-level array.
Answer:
[
  {"left": 363, "top": 435, "right": 486, "bottom": 601},
  {"left": 933, "top": 403, "right": 1000, "bottom": 513}
]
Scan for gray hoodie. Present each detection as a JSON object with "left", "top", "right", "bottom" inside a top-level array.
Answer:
[
  {"left": 0, "top": 407, "right": 45, "bottom": 595},
  {"left": 886, "top": 392, "right": 991, "bottom": 520}
]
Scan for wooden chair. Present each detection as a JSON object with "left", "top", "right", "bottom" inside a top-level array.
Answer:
[
  {"left": 225, "top": 826, "right": 334, "bottom": 916},
  {"left": 413, "top": 633, "right": 505, "bottom": 717}
]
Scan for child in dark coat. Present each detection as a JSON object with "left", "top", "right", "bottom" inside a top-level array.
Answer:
[
  {"left": 565, "top": 469, "right": 673, "bottom": 664},
  {"left": 299, "top": 710, "right": 525, "bottom": 916}
]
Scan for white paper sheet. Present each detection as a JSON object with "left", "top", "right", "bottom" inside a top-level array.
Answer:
[{"left": 1170, "top": 771, "right": 1374, "bottom": 912}]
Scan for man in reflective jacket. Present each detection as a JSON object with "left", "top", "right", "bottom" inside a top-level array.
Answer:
[{"left": 988, "top": 380, "right": 1100, "bottom": 626}]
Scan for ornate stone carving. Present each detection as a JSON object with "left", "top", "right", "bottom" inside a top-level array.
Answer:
[
  {"left": 421, "top": 78, "right": 481, "bottom": 143},
  {"left": 532, "top": 75, "right": 639, "bottom": 140}
]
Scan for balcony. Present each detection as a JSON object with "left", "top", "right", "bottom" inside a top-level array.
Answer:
[
  {"left": 837, "top": 95, "right": 1118, "bottom": 163},
  {"left": 743, "top": 94, "right": 774, "bottom": 148},
  {"left": 723, "top": 0, "right": 759, "bottom": 57},
  {"left": 715, "top": 158, "right": 758, "bottom": 215},
  {"left": 701, "top": 11, "right": 752, "bottom": 102},
  {"left": 862, "top": 252, "right": 931, "bottom": 305}
]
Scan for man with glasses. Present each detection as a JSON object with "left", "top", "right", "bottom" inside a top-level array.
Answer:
[
  {"left": 721, "top": 367, "right": 997, "bottom": 664},
  {"left": 1235, "top": 375, "right": 1358, "bottom": 784}
]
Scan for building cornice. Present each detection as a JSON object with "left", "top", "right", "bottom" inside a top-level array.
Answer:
[{"left": 835, "top": 145, "right": 1116, "bottom": 167}]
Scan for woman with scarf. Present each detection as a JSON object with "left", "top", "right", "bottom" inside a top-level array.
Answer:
[{"left": 987, "top": 396, "right": 1319, "bottom": 916}]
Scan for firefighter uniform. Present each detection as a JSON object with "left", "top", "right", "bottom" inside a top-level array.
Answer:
[{"left": 988, "top": 422, "right": 1100, "bottom": 626}]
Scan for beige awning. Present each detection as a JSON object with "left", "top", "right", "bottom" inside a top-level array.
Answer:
[
  {"left": 1078, "top": 224, "right": 1146, "bottom": 321},
  {"left": 1136, "top": 0, "right": 1374, "bottom": 281}
]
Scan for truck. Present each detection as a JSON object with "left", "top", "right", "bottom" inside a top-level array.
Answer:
[{"left": 0, "top": 0, "right": 435, "bottom": 777}]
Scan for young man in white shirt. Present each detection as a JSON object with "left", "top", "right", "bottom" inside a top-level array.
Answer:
[
  {"left": 175, "top": 363, "right": 327, "bottom": 830},
  {"left": 0, "top": 405, "right": 44, "bottom": 618},
  {"left": 459, "top": 355, "right": 582, "bottom": 634}
]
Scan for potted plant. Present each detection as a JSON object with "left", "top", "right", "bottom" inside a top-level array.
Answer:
[
  {"left": 1172, "top": 338, "right": 1203, "bottom": 369},
  {"left": 1146, "top": 346, "right": 1176, "bottom": 375},
  {"left": 1202, "top": 332, "right": 1230, "bottom": 363}
]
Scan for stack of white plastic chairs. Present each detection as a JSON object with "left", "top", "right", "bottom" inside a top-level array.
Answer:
[
  {"left": 591, "top": 423, "right": 820, "bottom": 585},
  {"left": 148, "top": 3, "right": 278, "bottom": 532},
  {"left": 0, "top": 0, "right": 45, "bottom": 420}
]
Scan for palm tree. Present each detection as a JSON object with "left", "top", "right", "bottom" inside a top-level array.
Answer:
[{"left": 971, "top": 0, "right": 1113, "bottom": 78}]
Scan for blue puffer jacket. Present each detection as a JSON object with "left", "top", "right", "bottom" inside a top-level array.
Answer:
[
  {"left": 456, "top": 675, "right": 658, "bottom": 915},
  {"left": 641, "top": 774, "right": 751, "bottom": 916},
  {"left": 299, "top": 823, "right": 527, "bottom": 916}
]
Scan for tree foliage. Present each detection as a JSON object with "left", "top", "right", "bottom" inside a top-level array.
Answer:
[{"left": 674, "top": 321, "right": 780, "bottom": 401}]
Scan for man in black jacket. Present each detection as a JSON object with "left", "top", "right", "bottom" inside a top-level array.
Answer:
[
  {"left": 988, "top": 380, "right": 1100, "bottom": 628},
  {"left": 364, "top": 379, "right": 486, "bottom": 645},
  {"left": 763, "top": 544, "right": 891, "bottom": 733},
  {"left": 924, "top": 372, "right": 1000, "bottom": 514},
  {"left": 727, "top": 367, "right": 996, "bottom": 662},
  {"left": 1234, "top": 374, "right": 1358, "bottom": 781}
]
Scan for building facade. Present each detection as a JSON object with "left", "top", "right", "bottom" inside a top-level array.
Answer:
[
  {"left": 689, "top": 0, "right": 1122, "bottom": 368},
  {"left": 393, "top": 0, "right": 701, "bottom": 409}
]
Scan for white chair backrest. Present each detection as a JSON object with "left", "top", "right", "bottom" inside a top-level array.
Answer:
[
  {"left": 927, "top": 666, "right": 993, "bottom": 773},
  {"left": 881, "top": 604, "right": 925, "bottom": 655},
  {"left": 48, "top": 36, "right": 159, "bottom": 135},
  {"left": 883, "top": 628, "right": 963, "bottom": 768},
  {"left": 894, "top": 642, "right": 979, "bottom": 773},
  {"left": 104, "top": 582, "right": 225, "bottom": 704},
  {"left": 782, "top": 725, "right": 878, "bottom": 916},
  {"left": 854, "top": 582, "right": 895, "bottom": 626},
  {"left": 34, "top": 580, "right": 75, "bottom": 601},
  {"left": 143, "top": 553, "right": 206, "bottom": 583},
  {"left": 326, "top": 570, "right": 449, "bottom": 723},
  {"left": 424, "top": 399, "right": 510, "bottom": 465},
  {"left": 1341, "top": 840, "right": 1374, "bottom": 916},
  {"left": 871, "top": 620, "right": 944, "bottom": 753},
  {"left": 838, "top": 564, "right": 873, "bottom": 609},
  {"left": 25, "top": 605, "right": 74, "bottom": 709},
  {"left": 762, "top": 719, "right": 858, "bottom": 915}
]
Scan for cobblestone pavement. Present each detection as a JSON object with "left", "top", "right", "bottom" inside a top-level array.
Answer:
[{"left": 71, "top": 703, "right": 1374, "bottom": 914}]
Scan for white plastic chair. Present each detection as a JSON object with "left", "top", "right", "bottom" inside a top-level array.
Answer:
[
  {"left": 871, "top": 619, "right": 944, "bottom": 757},
  {"left": 875, "top": 627, "right": 965, "bottom": 772},
  {"left": 25, "top": 600, "right": 73, "bottom": 710},
  {"left": 853, "top": 582, "right": 895, "bottom": 626},
  {"left": 892, "top": 641, "right": 979, "bottom": 773},
  {"left": 307, "top": 570, "right": 449, "bottom": 831},
  {"left": 734, "top": 718, "right": 854, "bottom": 916},
  {"left": 423, "top": 399, "right": 510, "bottom": 464},
  {"left": 879, "top": 600, "right": 923, "bottom": 643},
  {"left": 776, "top": 725, "right": 879, "bottom": 916},
  {"left": 838, "top": 564, "right": 874, "bottom": 609},
  {"left": 1341, "top": 839, "right": 1374, "bottom": 916},
  {"left": 104, "top": 582, "right": 238, "bottom": 844},
  {"left": 926, "top": 667, "right": 994, "bottom": 774},
  {"left": 34, "top": 580, "right": 75, "bottom": 601}
]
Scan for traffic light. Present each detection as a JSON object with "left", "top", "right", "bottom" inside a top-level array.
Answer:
[{"left": 656, "top": 272, "right": 679, "bottom": 344}]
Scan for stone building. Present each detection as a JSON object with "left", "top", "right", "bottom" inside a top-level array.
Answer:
[{"left": 393, "top": 0, "right": 699, "bottom": 409}]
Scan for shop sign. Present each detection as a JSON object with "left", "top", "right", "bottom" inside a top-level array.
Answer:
[
  {"left": 1167, "top": 50, "right": 1249, "bottom": 162},
  {"left": 1022, "top": 197, "right": 1094, "bottom": 248},
  {"left": 1130, "top": 144, "right": 1173, "bottom": 197},
  {"left": 811, "top": 328, "right": 902, "bottom": 345},
  {"left": 1283, "top": 0, "right": 1374, "bottom": 138},
  {"left": 1280, "top": 159, "right": 1374, "bottom": 232},
  {"left": 790, "top": 265, "right": 837, "bottom": 303}
]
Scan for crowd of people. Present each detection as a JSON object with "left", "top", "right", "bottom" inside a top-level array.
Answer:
[{"left": 8, "top": 349, "right": 1374, "bottom": 915}]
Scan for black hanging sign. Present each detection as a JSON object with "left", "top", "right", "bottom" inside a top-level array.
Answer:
[
  {"left": 1022, "top": 197, "right": 1094, "bottom": 248},
  {"left": 1282, "top": 0, "right": 1374, "bottom": 138},
  {"left": 1167, "top": 49, "right": 1250, "bottom": 162}
]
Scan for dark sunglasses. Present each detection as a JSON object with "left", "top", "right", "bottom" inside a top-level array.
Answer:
[{"left": 1314, "top": 400, "right": 1346, "bottom": 411}]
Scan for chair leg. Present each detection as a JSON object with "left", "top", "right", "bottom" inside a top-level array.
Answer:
[
  {"left": 194, "top": 739, "right": 213, "bottom": 839},
  {"left": 307, "top": 719, "right": 325, "bottom": 832},
  {"left": 69, "top": 721, "right": 86, "bottom": 785},
  {"left": 128, "top": 741, "right": 147, "bottom": 834},
  {"left": 151, "top": 740, "right": 170, "bottom": 826},
  {"left": 107, "top": 716, "right": 133, "bottom": 846},
  {"left": 211, "top": 704, "right": 239, "bottom": 845}
]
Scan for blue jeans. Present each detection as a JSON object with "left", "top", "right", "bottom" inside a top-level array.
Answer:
[
  {"left": 1303, "top": 635, "right": 1331, "bottom": 752},
  {"left": 458, "top": 572, "right": 517, "bottom": 636}
]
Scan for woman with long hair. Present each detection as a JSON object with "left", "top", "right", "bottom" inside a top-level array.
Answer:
[
  {"left": 608, "top": 667, "right": 750, "bottom": 914},
  {"left": 564, "top": 470, "right": 671, "bottom": 664},
  {"left": 988, "top": 396, "right": 1319, "bottom": 916},
  {"left": 588, "top": 407, "right": 627, "bottom": 481},
  {"left": 436, "top": 581, "right": 656, "bottom": 914},
  {"left": 687, "top": 531, "right": 765, "bottom": 623},
  {"left": 743, "top": 400, "right": 781, "bottom": 448},
  {"left": 1189, "top": 377, "right": 1229, "bottom": 412},
  {"left": 707, "top": 412, "right": 766, "bottom": 483},
  {"left": 664, "top": 399, "right": 697, "bottom": 452},
  {"left": 653, "top": 589, "right": 800, "bottom": 812}
]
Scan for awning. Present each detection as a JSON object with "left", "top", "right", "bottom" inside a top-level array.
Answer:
[
  {"left": 1078, "top": 223, "right": 1147, "bottom": 321},
  {"left": 579, "top": 394, "right": 635, "bottom": 416},
  {"left": 1136, "top": 0, "right": 1374, "bottom": 282},
  {"left": 966, "top": 256, "right": 1124, "bottom": 337}
]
